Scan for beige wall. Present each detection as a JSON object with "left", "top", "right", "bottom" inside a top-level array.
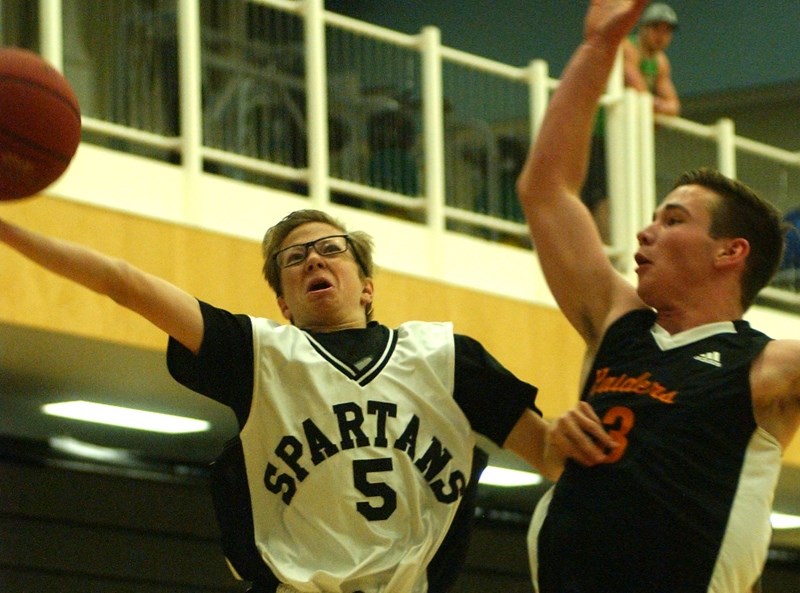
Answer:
[
  {"left": 0, "top": 196, "right": 585, "bottom": 420},
  {"left": 4, "top": 195, "right": 800, "bottom": 466}
]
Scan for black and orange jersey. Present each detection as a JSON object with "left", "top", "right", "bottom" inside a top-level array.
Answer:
[{"left": 529, "top": 309, "right": 779, "bottom": 593}]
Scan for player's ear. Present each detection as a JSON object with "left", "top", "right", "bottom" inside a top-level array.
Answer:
[
  {"left": 715, "top": 237, "right": 749, "bottom": 269},
  {"left": 360, "top": 278, "right": 374, "bottom": 309},
  {"left": 277, "top": 295, "right": 293, "bottom": 323}
]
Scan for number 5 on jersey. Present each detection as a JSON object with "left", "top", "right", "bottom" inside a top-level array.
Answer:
[{"left": 353, "top": 458, "right": 397, "bottom": 520}]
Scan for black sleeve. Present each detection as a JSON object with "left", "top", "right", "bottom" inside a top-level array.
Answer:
[
  {"left": 453, "top": 333, "right": 540, "bottom": 446},
  {"left": 167, "top": 300, "right": 254, "bottom": 426}
]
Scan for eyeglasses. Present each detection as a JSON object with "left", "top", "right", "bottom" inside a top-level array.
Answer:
[{"left": 274, "top": 234, "right": 351, "bottom": 269}]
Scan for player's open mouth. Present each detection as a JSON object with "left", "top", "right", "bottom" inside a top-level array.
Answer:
[{"left": 307, "top": 280, "right": 333, "bottom": 293}]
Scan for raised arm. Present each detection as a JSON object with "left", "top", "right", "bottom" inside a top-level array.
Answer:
[
  {"left": 0, "top": 218, "right": 204, "bottom": 353},
  {"left": 516, "top": 0, "right": 645, "bottom": 348}
]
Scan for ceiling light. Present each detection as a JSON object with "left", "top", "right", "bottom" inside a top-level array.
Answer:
[
  {"left": 479, "top": 465, "right": 543, "bottom": 487},
  {"left": 42, "top": 400, "right": 210, "bottom": 434},
  {"left": 771, "top": 512, "right": 800, "bottom": 530},
  {"left": 49, "top": 435, "right": 133, "bottom": 463}
]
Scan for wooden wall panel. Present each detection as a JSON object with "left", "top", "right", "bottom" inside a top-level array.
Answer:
[
  {"left": 4, "top": 196, "right": 800, "bottom": 466},
  {"left": 0, "top": 197, "right": 278, "bottom": 350},
  {"left": 0, "top": 197, "right": 585, "bottom": 418}
]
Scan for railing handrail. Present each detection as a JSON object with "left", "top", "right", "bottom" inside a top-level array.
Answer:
[
  {"left": 655, "top": 113, "right": 800, "bottom": 166},
  {"left": 28, "top": 0, "right": 800, "bottom": 304}
]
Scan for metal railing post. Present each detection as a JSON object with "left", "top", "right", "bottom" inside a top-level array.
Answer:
[
  {"left": 527, "top": 59, "right": 549, "bottom": 141},
  {"left": 420, "top": 25, "right": 446, "bottom": 235},
  {"left": 638, "top": 92, "right": 656, "bottom": 225},
  {"left": 716, "top": 117, "right": 736, "bottom": 179},
  {"left": 303, "top": 0, "right": 330, "bottom": 207},
  {"left": 38, "top": 0, "right": 63, "bottom": 69},
  {"left": 177, "top": 0, "right": 204, "bottom": 221},
  {"left": 604, "top": 48, "right": 632, "bottom": 265},
  {"left": 621, "top": 87, "right": 642, "bottom": 273}
]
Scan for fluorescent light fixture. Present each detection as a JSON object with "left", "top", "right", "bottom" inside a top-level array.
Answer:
[
  {"left": 42, "top": 400, "right": 210, "bottom": 434},
  {"left": 771, "top": 512, "right": 800, "bottom": 530},
  {"left": 479, "top": 465, "right": 543, "bottom": 487},
  {"left": 49, "top": 435, "right": 133, "bottom": 463}
]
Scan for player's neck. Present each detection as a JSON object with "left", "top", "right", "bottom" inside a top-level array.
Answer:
[
  {"left": 655, "top": 302, "right": 743, "bottom": 336},
  {"left": 298, "top": 317, "right": 369, "bottom": 333}
]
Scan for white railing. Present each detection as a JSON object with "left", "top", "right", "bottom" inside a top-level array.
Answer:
[{"left": 9, "top": 0, "right": 800, "bottom": 305}]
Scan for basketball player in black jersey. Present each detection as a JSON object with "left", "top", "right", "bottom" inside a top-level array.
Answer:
[
  {"left": 0, "top": 208, "right": 610, "bottom": 593},
  {"left": 516, "top": 1, "right": 800, "bottom": 592}
]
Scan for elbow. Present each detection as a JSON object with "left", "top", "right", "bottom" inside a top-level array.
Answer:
[
  {"left": 104, "top": 258, "right": 140, "bottom": 306},
  {"left": 516, "top": 162, "right": 544, "bottom": 205},
  {"left": 515, "top": 174, "right": 531, "bottom": 203}
]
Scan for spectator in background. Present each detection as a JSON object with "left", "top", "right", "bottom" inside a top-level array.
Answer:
[
  {"left": 581, "top": 2, "right": 680, "bottom": 242},
  {"left": 622, "top": 1, "right": 680, "bottom": 117}
]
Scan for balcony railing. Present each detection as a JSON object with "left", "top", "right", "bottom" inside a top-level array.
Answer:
[{"left": 3, "top": 0, "right": 800, "bottom": 305}]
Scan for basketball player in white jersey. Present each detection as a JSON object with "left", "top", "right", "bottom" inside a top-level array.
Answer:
[
  {"left": 516, "top": 1, "right": 800, "bottom": 591},
  {"left": 0, "top": 208, "right": 609, "bottom": 593}
]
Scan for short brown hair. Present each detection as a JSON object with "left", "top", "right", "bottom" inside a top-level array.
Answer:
[
  {"left": 672, "top": 168, "right": 785, "bottom": 310},
  {"left": 261, "top": 209, "right": 374, "bottom": 297}
]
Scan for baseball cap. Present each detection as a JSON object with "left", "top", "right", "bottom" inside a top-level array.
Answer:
[{"left": 641, "top": 3, "right": 678, "bottom": 28}]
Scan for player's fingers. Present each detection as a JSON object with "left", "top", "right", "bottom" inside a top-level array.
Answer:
[
  {"left": 549, "top": 410, "right": 607, "bottom": 466},
  {"left": 576, "top": 401, "right": 602, "bottom": 422},
  {"left": 563, "top": 428, "right": 608, "bottom": 466},
  {"left": 572, "top": 402, "right": 617, "bottom": 450},
  {"left": 589, "top": 428, "right": 617, "bottom": 451},
  {"left": 554, "top": 403, "right": 620, "bottom": 465}
]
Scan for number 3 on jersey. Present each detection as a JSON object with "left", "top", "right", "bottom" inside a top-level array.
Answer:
[{"left": 602, "top": 406, "right": 634, "bottom": 464}]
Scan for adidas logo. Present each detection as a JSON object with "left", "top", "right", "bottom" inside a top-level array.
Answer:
[{"left": 694, "top": 351, "right": 721, "bottom": 367}]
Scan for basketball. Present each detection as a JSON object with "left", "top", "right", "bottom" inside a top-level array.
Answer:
[{"left": 0, "top": 47, "right": 82, "bottom": 201}]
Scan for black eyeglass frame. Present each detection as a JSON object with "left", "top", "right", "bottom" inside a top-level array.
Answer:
[{"left": 274, "top": 234, "right": 352, "bottom": 269}]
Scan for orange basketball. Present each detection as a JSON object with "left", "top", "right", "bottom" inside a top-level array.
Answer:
[{"left": 0, "top": 47, "right": 82, "bottom": 201}]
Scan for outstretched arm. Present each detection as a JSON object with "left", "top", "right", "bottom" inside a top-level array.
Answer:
[
  {"left": 516, "top": 0, "right": 646, "bottom": 348},
  {"left": 504, "top": 405, "right": 615, "bottom": 482},
  {"left": 0, "top": 218, "right": 204, "bottom": 353}
]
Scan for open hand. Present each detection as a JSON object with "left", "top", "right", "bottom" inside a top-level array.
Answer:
[
  {"left": 547, "top": 401, "right": 617, "bottom": 467},
  {"left": 584, "top": 0, "right": 649, "bottom": 46}
]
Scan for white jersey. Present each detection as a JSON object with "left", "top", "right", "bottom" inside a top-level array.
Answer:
[
  {"left": 242, "top": 319, "right": 475, "bottom": 593},
  {"left": 169, "top": 301, "right": 538, "bottom": 593}
]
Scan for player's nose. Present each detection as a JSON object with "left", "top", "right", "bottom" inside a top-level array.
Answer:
[{"left": 636, "top": 223, "right": 655, "bottom": 246}]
